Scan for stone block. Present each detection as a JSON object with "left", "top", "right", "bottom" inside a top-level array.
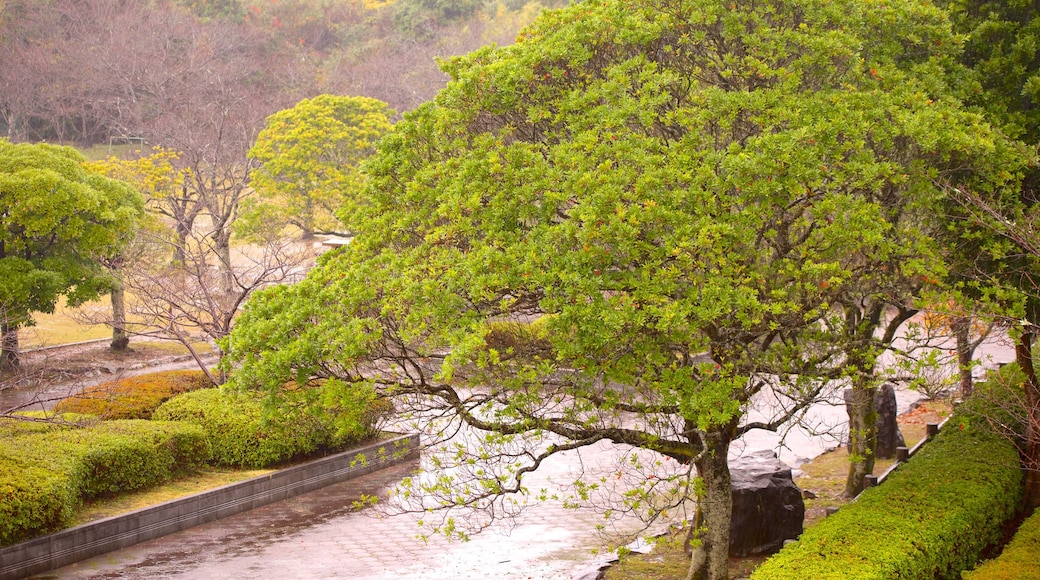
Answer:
[{"left": 729, "top": 450, "right": 805, "bottom": 557}]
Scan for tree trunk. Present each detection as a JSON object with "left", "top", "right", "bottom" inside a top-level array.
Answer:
[
  {"left": 687, "top": 427, "right": 734, "bottom": 580},
  {"left": 173, "top": 221, "right": 189, "bottom": 264},
  {"left": 844, "top": 383, "right": 878, "bottom": 497},
  {"left": 213, "top": 225, "right": 235, "bottom": 296},
  {"left": 1, "top": 322, "right": 20, "bottom": 371},
  {"left": 1014, "top": 331, "right": 1040, "bottom": 509},
  {"left": 110, "top": 284, "right": 129, "bottom": 351},
  {"left": 953, "top": 317, "right": 974, "bottom": 399}
]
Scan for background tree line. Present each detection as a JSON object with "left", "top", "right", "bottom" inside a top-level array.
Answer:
[
  {"left": 0, "top": 0, "right": 563, "bottom": 144},
  {"left": 0, "top": 0, "right": 557, "bottom": 374}
]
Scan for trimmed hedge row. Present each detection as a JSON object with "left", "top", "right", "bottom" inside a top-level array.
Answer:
[
  {"left": 2, "top": 373, "right": 385, "bottom": 545},
  {"left": 0, "top": 420, "right": 209, "bottom": 545},
  {"left": 962, "top": 505, "right": 1040, "bottom": 579},
  {"left": 53, "top": 370, "right": 212, "bottom": 419},
  {"left": 751, "top": 397, "right": 1024, "bottom": 579},
  {"left": 153, "top": 384, "right": 380, "bottom": 468}
]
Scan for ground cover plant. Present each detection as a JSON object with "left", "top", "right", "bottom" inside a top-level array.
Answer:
[{"left": 52, "top": 370, "right": 212, "bottom": 419}]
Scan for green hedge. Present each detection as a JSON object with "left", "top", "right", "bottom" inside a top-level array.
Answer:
[
  {"left": 962, "top": 498, "right": 1040, "bottom": 579},
  {"left": 53, "top": 370, "right": 213, "bottom": 419},
  {"left": 153, "top": 384, "right": 379, "bottom": 468},
  {"left": 0, "top": 455, "right": 78, "bottom": 546},
  {"left": 752, "top": 395, "right": 1024, "bottom": 579},
  {"left": 0, "top": 420, "right": 209, "bottom": 545}
]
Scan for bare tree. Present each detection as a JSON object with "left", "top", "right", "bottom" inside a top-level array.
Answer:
[{"left": 115, "top": 228, "right": 318, "bottom": 385}]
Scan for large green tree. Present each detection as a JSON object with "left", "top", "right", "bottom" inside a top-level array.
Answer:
[
  {"left": 940, "top": 0, "right": 1040, "bottom": 144},
  {"left": 245, "top": 95, "right": 395, "bottom": 240},
  {"left": 225, "top": 0, "right": 1018, "bottom": 577},
  {"left": 936, "top": 0, "right": 1040, "bottom": 509},
  {"left": 0, "top": 140, "right": 144, "bottom": 369}
]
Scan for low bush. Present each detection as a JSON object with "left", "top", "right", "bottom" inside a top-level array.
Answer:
[
  {"left": 0, "top": 420, "right": 209, "bottom": 545},
  {"left": 153, "top": 383, "right": 380, "bottom": 468},
  {"left": 963, "top": 508, "right": 1040, "bottom": 579},
  {"left": 751, "top": 389, "right": 1025, "bottom": 580},
  {"left": 53, "top": 370, "right": 212, "bottom": 419},
  {"left": 0, "top": 456, "right": 78, "bottom": 545}
]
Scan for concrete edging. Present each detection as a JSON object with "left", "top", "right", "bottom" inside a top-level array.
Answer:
[{"left": 0, "top": 433, "right": 419, "bottom": 580}]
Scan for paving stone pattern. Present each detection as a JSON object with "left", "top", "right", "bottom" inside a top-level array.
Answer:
[{"left": 38, "top": 441, "right": 677, "bottom": 580}]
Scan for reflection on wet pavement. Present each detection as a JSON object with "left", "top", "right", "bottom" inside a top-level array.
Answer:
[{"left": 38, "top": 441, "right": 678, "bottom": 580}]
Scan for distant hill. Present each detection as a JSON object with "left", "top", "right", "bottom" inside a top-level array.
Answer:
[{"left": 0, "top": 0, "right": 564, "bottom": 145}]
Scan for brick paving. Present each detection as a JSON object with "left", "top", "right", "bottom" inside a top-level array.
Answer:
[{"left": 38, "top": 441, "right": 680, "bottom": 580}]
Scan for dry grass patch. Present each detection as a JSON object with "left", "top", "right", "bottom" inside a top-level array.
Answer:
[{"left": 71, "top": 467, "right": 274, "bottom": 526}]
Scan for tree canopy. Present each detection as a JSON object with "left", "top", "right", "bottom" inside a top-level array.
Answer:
[
  {"left": 245, "top": 95, "right": 395, "bottom": 239},
  {"left": 940, "top": 0, "right": 1040, "bottom": 143},
  {"left": 225, "top": 0, "right": 1022, "bottom": 577},
  {"left": 0, "top": 139, "right": 144, "bottom": 368},
  {"left": 935, "top": 0, "right": 1040, "bottom": 509}
]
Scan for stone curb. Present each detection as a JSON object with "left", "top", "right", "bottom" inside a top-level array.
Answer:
[{"left": 0, "top": 433, "right": 419, "bottom": 580}]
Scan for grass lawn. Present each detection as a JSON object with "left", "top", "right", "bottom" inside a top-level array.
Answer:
[
  {"left": 20, "top": 298, "right": 213, "bottom": 358},
  {"left": 21, "top": 299, "right": 112, "bottom": 349}
]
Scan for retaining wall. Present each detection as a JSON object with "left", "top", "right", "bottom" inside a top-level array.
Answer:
[{"left": 0, "top": 433, "right": 419, "bottom": 580}]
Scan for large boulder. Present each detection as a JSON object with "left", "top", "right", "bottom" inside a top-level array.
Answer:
[
  {"left": 873, "top": 382, "right": 905, "bottom": 459},
  {"left": 843, "top": 383, "right": 906, "bottom": 460},
  {"left": 729, "top": 450, "right": 805, "bottom": 557}
]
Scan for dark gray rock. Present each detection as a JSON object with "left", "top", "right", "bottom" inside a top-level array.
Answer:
[
  {"left": 874, "top": 382, "right": 905, "bottom": 459},
  {"left": 729, "top": 450, "right": 805, "bottom": 557},
  {"left": 844, "top": 383, "right": 906, "bottom": 459}
]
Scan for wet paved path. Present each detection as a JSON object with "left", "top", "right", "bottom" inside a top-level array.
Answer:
[{"left": 37, "top": 441, "right": 677, "bottom": 580}]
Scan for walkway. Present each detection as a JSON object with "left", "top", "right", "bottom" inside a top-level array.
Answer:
[{"left": 37, "top": 440, "right": 679, "bottom": 580}]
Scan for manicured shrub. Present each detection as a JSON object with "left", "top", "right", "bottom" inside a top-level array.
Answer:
[
  {"left": 752, "top": 387, "right": 1025, "bottom": 580},
  {"left": 963, "top": 508, "right": 1040, "bottom": 579},
  {"left": 53, "top": 370, "right": 213, "bottom": 419},
  {"left": 153, "top": 385, "right": 376, "bottom": 468},
  {"left": 0, "top": 420, "right": 209, "bottom": 545},
  {"left": 0, "top": 456, "right": 77, "bottom": 545},
  {"left": 74, "top": 421, "right": 211, "bottom": 494}
]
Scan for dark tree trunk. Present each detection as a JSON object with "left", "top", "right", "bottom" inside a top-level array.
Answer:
[
  {"left": 844, "top": 382, "right": 878, "bottom": 497},
  {"left": 687, "top": 427, "right": 734, "bottom": 580},
  {"left": 1, "top": 322, "right": 20, "bottom": 371},
  {"left": 110, "top": 284, "right": 129, "bottom": 351},
  {"left": 173, "top": 221, "right": 189, "bottom": 264},
  {"left": 1014, "top": 332, "right": 1040, "bottom": 510},
  {"left": 954, "top": 317, "right": 974, "bottom": 399}
]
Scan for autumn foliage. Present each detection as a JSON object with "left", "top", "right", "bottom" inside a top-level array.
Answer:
[{"left": 53, "top": 370, "right": 213, "bottom": 420}]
